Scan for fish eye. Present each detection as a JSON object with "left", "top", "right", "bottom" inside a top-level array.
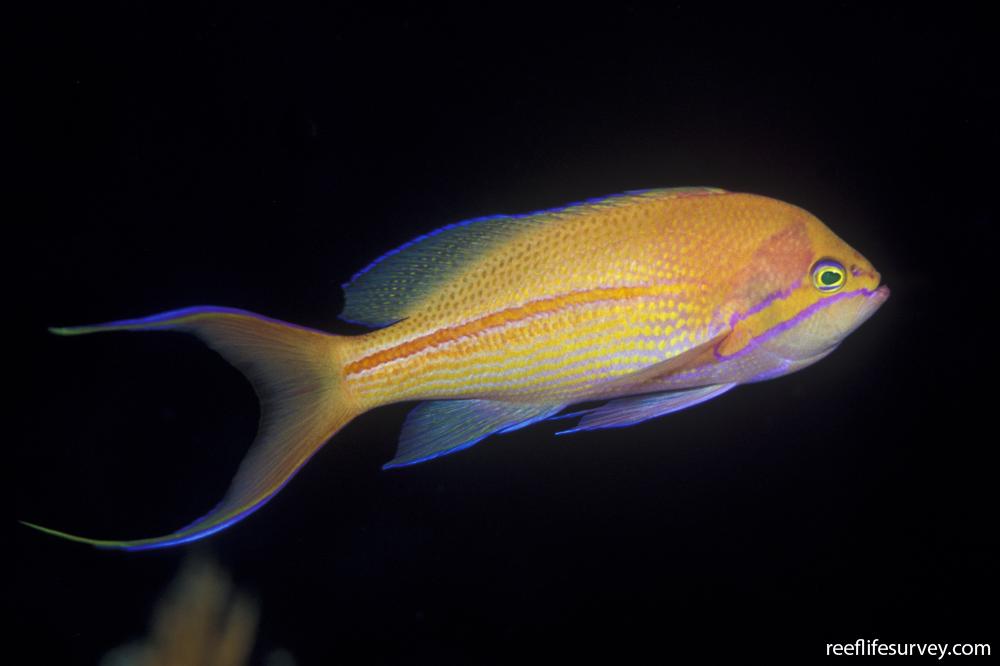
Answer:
[{"left": 811, "top": 259, "right": 846, "bottom": 293}]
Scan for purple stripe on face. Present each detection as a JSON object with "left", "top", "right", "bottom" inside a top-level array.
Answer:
[
  {"left": 727, "top": 283, "right": 800, "bottom": 329},
  {"left": 715, "top": 287, "right": 886, "bottom": 362}
]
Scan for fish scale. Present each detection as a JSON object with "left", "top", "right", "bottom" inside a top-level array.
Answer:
[
  {"left": 340, "top": 190, "right": 769, "bottom": 407},
  {"left": 345, "top": 285, "right": 713, "bottom": 404}
]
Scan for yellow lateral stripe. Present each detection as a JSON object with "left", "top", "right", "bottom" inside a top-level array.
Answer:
[
  {"left": 406, "top": 328, "right": 666, "bottom": 392},
  {"left": 376, "top": 320, "right": 642, "bottom": 397},
  {"left": 350, "top": 302, "right": 646, "bottom": 384},
  {"left": 411, "top": 325, "right": 710, "bottom": 395},
  {"left": 349, "top": 297, "right": 710, "bottom": 404},
  {"left": 345, "top": 284, "right": 696, "bottom": 376},
  {"left": 348, "top": 307, "right": 638, "bottom": 401}
]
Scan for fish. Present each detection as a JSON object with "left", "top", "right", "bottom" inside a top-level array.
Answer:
[{"left": 23, "top": 187, "right": 889, "bottom": 550}]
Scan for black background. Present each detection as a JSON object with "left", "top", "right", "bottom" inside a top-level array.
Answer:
[{"left": 17, "top": 3, "right": 997, "bottom": 663}]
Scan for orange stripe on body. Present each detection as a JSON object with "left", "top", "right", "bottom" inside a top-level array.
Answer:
[{"left": 344, "top": 285, "right": 682, "bottom": 377}]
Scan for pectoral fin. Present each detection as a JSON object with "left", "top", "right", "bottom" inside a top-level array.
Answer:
[
  {"left": 385, "top": 399, "right": 565, "bottom": 469},
  {"left": 590, "top": 328, "right": 732, "bottom": 394},
  {"left": 556, "top": 384, "right": 736, "bottom": 434}
]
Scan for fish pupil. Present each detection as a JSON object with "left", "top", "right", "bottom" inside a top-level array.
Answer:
[{"left": 820, "top": 270, "right": 841, "bottom": 286}]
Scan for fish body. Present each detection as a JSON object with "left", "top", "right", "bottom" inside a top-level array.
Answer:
[
  {"left": 340, "top": 188, "right": 884, "bottom": 408},
  {"left": 26, "top": 187, "right": 888, "bottom": 550}
]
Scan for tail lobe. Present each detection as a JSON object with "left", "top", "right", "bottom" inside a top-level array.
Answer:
[{"left": 26, "top": 306, "right": 356, "bottom": 550}]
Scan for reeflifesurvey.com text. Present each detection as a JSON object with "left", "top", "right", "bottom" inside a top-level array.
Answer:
[{"left": 826, "top": 639, "right": 990, "bottom": 659}]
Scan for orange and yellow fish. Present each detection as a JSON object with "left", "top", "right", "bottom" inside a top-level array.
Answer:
[{"left": 24, "top": 187, "right": 888, "bottom": 550}]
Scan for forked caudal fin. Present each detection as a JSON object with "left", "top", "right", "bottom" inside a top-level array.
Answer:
[{"left": 23, "top": 306, "right": 356, "bottom": 550}]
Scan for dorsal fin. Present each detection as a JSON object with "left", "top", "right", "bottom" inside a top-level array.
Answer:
[{"left": 339, "top": 187, "right": 727, "bottom": 327}]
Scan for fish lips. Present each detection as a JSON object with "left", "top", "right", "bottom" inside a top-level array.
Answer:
[{"left": 857, "top": 284, "right": 890, "bottom": 324}]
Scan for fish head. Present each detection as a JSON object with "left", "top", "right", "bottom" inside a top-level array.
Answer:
[{"left": 717, "top": 200, "right": 889, "bottom": 368}]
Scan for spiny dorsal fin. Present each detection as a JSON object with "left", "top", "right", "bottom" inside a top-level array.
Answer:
[{"left": 339, "top": 187, "right": 727, "bottom": 327}]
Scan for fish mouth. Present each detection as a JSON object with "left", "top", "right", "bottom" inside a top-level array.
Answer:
[
  {"left": 871, "top": 284, "right": 891, "bottom": 301},
  {"left": 855, "top": 284, "right": 890, "bottom": 324}
]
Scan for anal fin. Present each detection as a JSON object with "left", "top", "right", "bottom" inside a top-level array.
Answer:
[
  {"left": 557, "top": 384, "right": 735, "bottom": 435},
  {"left": 384, "top": 399, "right": 565, "bottom": 469}
]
